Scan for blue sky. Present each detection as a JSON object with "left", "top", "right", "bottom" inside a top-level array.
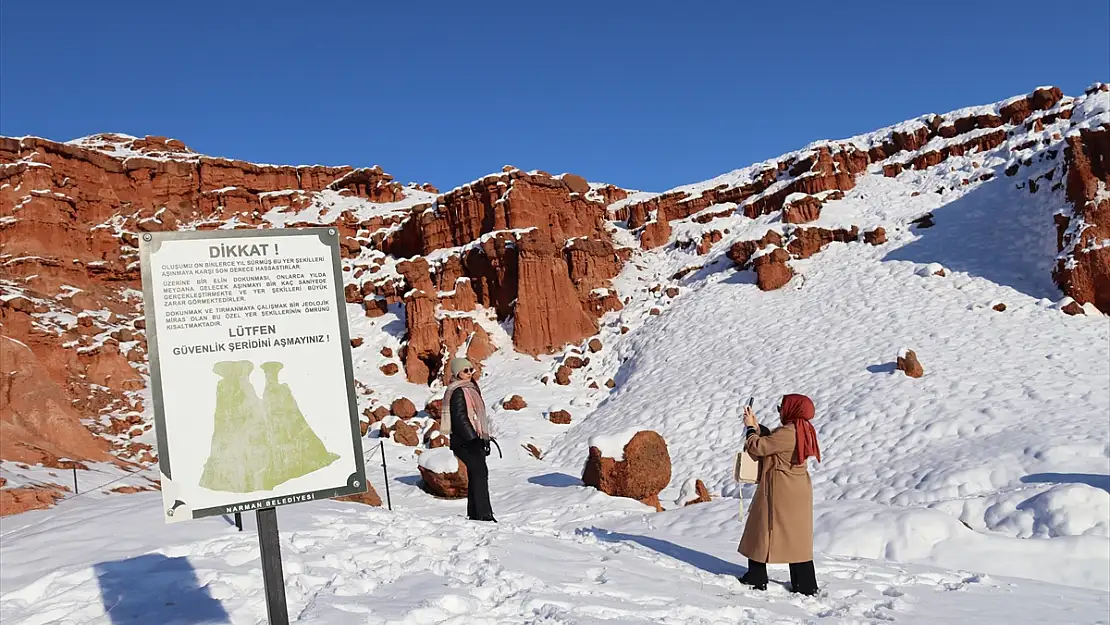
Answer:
[{"left": 1, "top": 1, "right": 1107, "bottom": 192}]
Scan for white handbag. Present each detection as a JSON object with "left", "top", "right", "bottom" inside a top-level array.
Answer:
[{"left": 734, "top": 447, "right": 759, "bottom": 484}]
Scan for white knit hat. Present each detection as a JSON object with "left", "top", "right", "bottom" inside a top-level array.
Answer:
[{"left": 449, "top": 358, "right": 473, "bottom": 375}]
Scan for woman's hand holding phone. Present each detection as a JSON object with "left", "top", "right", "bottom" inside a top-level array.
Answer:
[{"left": 742, "top": 397, "right": 758, "bottom": 428}]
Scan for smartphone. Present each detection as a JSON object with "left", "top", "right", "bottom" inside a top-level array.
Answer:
[{"left": 741, "top": 397, "right": 754, "bottom": 418}]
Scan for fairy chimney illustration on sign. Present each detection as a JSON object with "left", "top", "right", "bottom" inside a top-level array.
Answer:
[{"left": 199, "top": 360, "right": 340, "bottom": 493}]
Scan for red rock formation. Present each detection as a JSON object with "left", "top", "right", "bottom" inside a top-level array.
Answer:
[
  {"left": 387, "top": 169, "right": 609, "bottom": 257},
  {"left": 401, "top": 291, "right": 441, "bottom": 384},
  {"left": 782, "top": 194, "right": 823, "bottom": 224},
  {"left": 582, "top": 431, "right": 672, "bottom": 511},
  {"left": 513, "top": 232, "right": 599, "bottom": 355},
  {"left": 695, "top": 230, "right": 723, "bottom": 255},
  {"left": 753, "top": 248, "right": 794, "bottom": 291},
  {"left": 786, "top": 226, "right": 860, "bottom": 259},
  {"left": 0, "top": 336, "right": 113, "bottom": 464},
  {"left": 999, "top": 87, "right": 1064, "bottom": 125},
  {"left": 565, "top": 238, "right": 622, "bottom": 296},
  {"left": 897, "top": 349, "right": 925, "bottom": 378},
  {"left": 0, "top": 485, "right": 67, "bottom": 517},
  {"left": 640, "top": 219, "right": 672, "bottom": 250},
  {"left": 1054, "top": 125, "right": 1110, "bottom": 313}
]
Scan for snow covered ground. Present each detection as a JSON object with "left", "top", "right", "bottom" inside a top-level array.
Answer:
[{"left": 2, "top": 460, "right": 1108, "bottom": 625}]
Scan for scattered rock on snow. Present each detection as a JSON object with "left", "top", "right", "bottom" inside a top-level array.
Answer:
[
  {"left": 381, "top": 346, "right": 393, "bottom": 358},
  {"left": 676, "top": 478, "right": 711, "bottom": 507},
  {"left": 564, "top": 356, "right": 586, "bottom": 369},
  {"left": 917, "top": 263, "right": 948, "bottom": 278},
  {"left": 350, "top": 337, "right": 364, "bottom": 348},
  {"left": 992, "top": 302, "right": 1007, "bottom": 312},
  {"left": 555, "top": 366, "right": 572, "bottom": 385},
  {"left": 524, "top": 443, "right": 543, "bottom": 459},
  {"left": 864, "top": 227, "right": 887, "bottom": 245},
  {"left": 503, "top": 395, "right": 528, "bottom": 410},
  {"left": 425, "top": 399, "right": 442, "bottom": 419},
  {"left": 391, "top": 398, "right": 417, "bottom": 419},
  {"left": 380, "top": 363, "right": 400, "bottom": 376},
  {"left": 1059, "top": 298, "right": 1087, "bottom": 316},
  {"left": 897, "top": 349, "right": 925, "bottom": 378},
  {"left": 364, "top": 406, "right": 389, "bottom": 423},
  {"left": 649, "top": 307, "right": 662, "bottom": 316},
  {"left": 588, "top": 338, "right": 603, "bottom": 353},
  {"left": 417, "top": 448, "right": 467, "bottom": 498},
  {"left": 388, "top": 419, "right": 420, "bottom": 446},
  {"left": 549, "top": 410, "right": 572, "bottom": 425},
  {"left": 582, "top": 430, "right": 672, "bottom": 512},
  {"left": 335, "top": 485, "right": 382, "bottom": 507},
  {"left": 605, "top": 378, "right": 616, "bottom": 389}
]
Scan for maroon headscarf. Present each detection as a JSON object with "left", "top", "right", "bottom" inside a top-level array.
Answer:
[{"left": 780, "top": 394, "right": 820, "bottom": 465}]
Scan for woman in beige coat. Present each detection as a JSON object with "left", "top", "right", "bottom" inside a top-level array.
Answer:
[{"left": 738, "top": 393, "right": 821, "bottom": 595}]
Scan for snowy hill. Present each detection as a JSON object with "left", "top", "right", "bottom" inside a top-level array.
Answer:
[{"left": 1, "top": 85, "right": 1109, "bottom": 623}]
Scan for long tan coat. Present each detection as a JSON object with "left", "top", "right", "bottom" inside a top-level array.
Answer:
[{"left": 737, "top": 423, "right": 814, "bottom": 564}]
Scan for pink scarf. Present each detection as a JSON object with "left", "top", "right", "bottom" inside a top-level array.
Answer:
[{"left": 441, "top": 380, "right": 489, "bottom": 440}]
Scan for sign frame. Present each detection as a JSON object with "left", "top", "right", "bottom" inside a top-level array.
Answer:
[{"left": 139, "top": 227, "right": 367, "bottom": 522}]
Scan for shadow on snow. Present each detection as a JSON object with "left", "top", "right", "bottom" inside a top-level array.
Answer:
[
  {"left": 95, "top": 554, "right": 229, "bottom": 625},
  {"left": 577, "top": 527, "right": 747, "bottom": 578}
]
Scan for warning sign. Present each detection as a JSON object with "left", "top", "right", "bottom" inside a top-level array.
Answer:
[{"left": 139, "top": 228, "right": 366, "bottom": 523}]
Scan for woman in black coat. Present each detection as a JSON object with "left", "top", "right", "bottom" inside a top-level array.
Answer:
[{"left": 441, "top": 358, "right": 495, "bottom": 522}]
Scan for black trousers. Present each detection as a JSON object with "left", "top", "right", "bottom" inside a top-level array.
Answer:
[
  {"left": 454, "top": 441, "right": 493, "bottom": 520},
  {"left": 745, "top": 559, "right": 819, "bottom": 594}
]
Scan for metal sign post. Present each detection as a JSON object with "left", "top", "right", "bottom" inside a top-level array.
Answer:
[
  {"left": 256, "top": 507, "right": 289, "bottom": 625},
  {"left": 380, "top": 440, "right": 392, "bottom": 510}
]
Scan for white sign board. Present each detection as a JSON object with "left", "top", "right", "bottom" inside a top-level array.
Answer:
[{"left": 139, "top": 228, "right": 366, "bottom": 523}]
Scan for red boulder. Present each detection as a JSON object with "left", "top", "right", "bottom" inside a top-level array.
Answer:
[{"left": 582, "top": 430, "right": 672, "bottom": 511}]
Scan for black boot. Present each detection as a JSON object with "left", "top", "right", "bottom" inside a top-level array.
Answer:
[
  {"left": 789, "top": 561, "right": 819, "bottom": 596},
  {"left": 739, "top": 560, "right": 768, "bottom": 591}
]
